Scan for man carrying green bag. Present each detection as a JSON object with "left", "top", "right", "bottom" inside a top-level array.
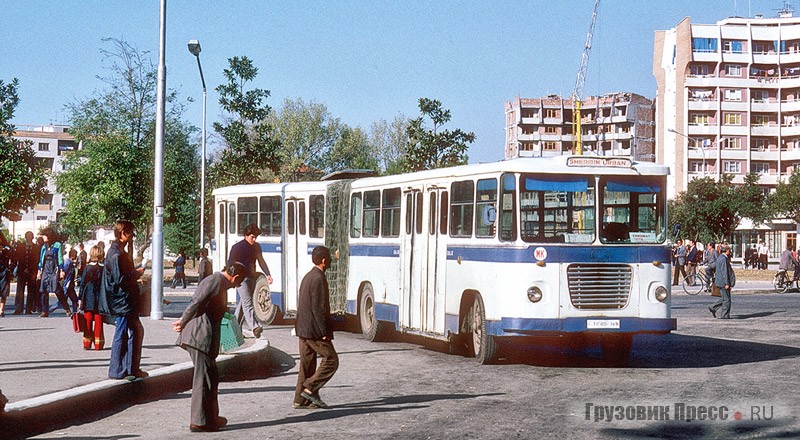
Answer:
[{"left": 173, "top": 262, "right": 247, "bottom": 433}]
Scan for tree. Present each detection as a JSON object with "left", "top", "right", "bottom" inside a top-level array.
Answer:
[
  {"left": 669, "top": 174, "right": 767, "bottom": 243},
  {"left": 402, "top": 98, "right": 475, "bottom": 172},
  {"left": 268, "top": 98, "right": 341, "bottom": 181},
  {"left": 768, "top": 169, "right": 800, "bottom": 223},
  {"left": 324, "top": 125, "right": 378, "bottom": 173},
  {"left": 207, "top": 56, "right": 280, "bottom": 189},
  {"left": 57, "top": 39, "right": 198, "bottom": 254},
  {"left": 369, "top": 115, "right": 409, "bottom": 175},
  {"left": 0, "top": 78, "right": 49, "bottom": 219}
]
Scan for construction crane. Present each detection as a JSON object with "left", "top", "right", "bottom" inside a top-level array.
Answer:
[{"left": 572, "top": 0, "right": 600, "bottom": 155}]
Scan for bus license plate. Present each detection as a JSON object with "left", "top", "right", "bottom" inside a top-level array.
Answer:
[{"left": 587, "top": 319, "right": 620, "bottom": 329}]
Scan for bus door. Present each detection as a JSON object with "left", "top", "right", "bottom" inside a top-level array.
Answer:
[
  {"left": 220, "top": 201, "right": 237, "bottom": 303},
  {"left": 401, "top": 188, "right": 425, "bottom": 330},
  {"left": 424, "top": 186, "right": 447, "bottom": 334},
  {"left": 283, "top": 198, "right": 309, "bottom": 314}
]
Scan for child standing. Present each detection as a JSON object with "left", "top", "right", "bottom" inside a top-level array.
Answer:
[{"left": 80, "top": 245, "right": 105, "bottom": 350}]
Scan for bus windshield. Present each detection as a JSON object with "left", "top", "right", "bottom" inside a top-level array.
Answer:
[
  {"left": 599, "top": 176, "right": 666, "bottom": 244},
  {"left": 519, "top": 175, "right": 595, "bottom": 243}
]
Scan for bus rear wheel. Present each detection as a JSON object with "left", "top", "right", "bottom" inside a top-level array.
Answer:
[
  {"left": 359, "top": 284, "right": 379, "bottom": 342},
  {"left": 465, "top": 294, "right": 497, "bottom": 364},
  {"left": 253, "top": 275, "right": 279, "bottom": 326}
]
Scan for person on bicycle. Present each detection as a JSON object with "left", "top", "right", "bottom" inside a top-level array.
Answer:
[{"left": 778, "top": 246, "right": 799, "bottom": 280}]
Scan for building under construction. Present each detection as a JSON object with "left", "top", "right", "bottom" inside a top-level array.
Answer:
[{"left": 504, "top": 92, "right": 655, "bottom": 161}]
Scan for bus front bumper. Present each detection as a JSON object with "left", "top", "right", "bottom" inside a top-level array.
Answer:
[{"left": 487, "top": 317, "right": 677, "bottom": 337}]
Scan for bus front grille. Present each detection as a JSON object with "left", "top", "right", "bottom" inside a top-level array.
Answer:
[{"left": 567, "top": 264, "right": 631, "bottom": 309}]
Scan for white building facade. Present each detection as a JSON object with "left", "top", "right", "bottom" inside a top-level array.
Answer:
[
  {"left": 654, "top": 11, "right": 800, "bottom": 259},
  {"left": 2, "top": 125, "right": 79, "bottom": 240}
]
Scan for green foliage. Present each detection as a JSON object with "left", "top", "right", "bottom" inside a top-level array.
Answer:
[
  {"left": 268, "top": 98, "right": 340, "bottom": 181},
  {"left": 0, "top": 78, "right": 49, "bottom": 219},
  {"left": 208, "top": 56, "right": 280, "bottom": 188},
  {"left": 56, "top": 39, "right": 198, "bottom": 254},
  {"left": 768, "top": 169, "right": 800, "bottom": 223},
  {"left": 669, "top": 174, "right": 768, "bottom": 243},
  {"left": 369, "top": 116, "right": 409, "bottom": 175},
  {"left": 324, "top": 125, "right": 378, "bottom": 173},
  {"left": 401, "top": 98, "right": 475, "bottom": 172}
]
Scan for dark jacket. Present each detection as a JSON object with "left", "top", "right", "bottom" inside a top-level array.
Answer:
[
  {"left": 715, "top": 253, "right": 734, "bottom": 288},
  {"left": 227, "top": 239, "right": 270, "bottom": 278},
  {"left": 176, "top": 272, "right": 230, "bottom": 357},
  {"left": 14, "top": 242, "right": 40, "bottom": 279},
  {"left": 295, "top": 266, "right": 332, "bottom": 341},
  {"left": 80, "top": 263, "right": 104, "bottom": 312},
  {"left": 101, "top": 240, "right": 140, "bottom": 316}
]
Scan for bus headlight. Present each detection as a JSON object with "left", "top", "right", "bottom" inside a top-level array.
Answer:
[
  {"left": 527, "top": 286, "right": 543, "bottom": 303},
  {"left": 655, "top": 286, "right": 668, "bottom": 303}
]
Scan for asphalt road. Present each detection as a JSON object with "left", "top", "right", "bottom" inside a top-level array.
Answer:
[{"left": 25, "top": 292, "right": 800, "bottom": 440}]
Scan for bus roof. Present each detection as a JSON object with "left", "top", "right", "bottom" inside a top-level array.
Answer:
[{"left": 212, "top": 156, "right": 669, "bottom": 196}]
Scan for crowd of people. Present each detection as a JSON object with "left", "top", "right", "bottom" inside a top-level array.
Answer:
[
  {"left": 0, "top": 222, "right": 339, "bottom": 433},
  {"left": 672, "top": 238, "right": 736, "bottom": 319}
]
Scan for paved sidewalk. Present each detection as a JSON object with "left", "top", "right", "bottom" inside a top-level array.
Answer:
[{"left": 0, "top": 291, "right": 275, "bottom": 439}]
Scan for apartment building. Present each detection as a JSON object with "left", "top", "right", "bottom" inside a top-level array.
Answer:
[
  {"left": 504, "top": 92, "right": 655, "bottom": 161},
  {"left": 1, "top": 125, "right": 79, "bottom": 239},
  {"left": 654, "top": 9, "right": 800, "bottom": 257}
]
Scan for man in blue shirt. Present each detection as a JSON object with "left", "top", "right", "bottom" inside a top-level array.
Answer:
[{"left": 226, "top": 223, "right": 272, "bottom": 339}]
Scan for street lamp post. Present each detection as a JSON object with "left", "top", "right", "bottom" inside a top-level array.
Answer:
[
  {"left": 668, "top": 128, "right": 705, "bottom": 177},
  {"left": 188, "top": 39, "right": 206, "bottom": 252}
]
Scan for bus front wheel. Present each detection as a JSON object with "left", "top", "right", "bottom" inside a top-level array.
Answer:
[
  {"left": 359, "top": 284, "right": 379, "bottom": 342},
  {"left": 253, "top": 275, "right": 279, "bottom": 326},
  {"left": 464, "top": 293, "right": 497, "bottom": 364}
]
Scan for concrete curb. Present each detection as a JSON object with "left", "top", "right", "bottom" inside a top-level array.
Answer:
[{"left": 0, "top": 338, "right": 271, "bottom": 438}]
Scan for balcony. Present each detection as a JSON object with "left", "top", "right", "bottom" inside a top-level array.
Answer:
[
  {"left": 781, "top": 148, "right": 800, "bottom": 160},
  {"left": 781, "top": 124, "right": 800, "bottom": 137},
  {"left": 751, "top": 100, "right": 779, "bottom": 112},
  {"left": 721, "top": 100, "right": 749, "bottom": 111},
  {"left": 688, "top": 123, "right": 719, "bottom": 136},
  {"left": 751, "top": 124, "right": 780, "bottom": 136},
  {"left": 521, "top": 116, "right": 541, "bottom": 124},
  {"left": 751, "top": 149, "right": 779, "bottom": 160},
  {"left": 781, "top": 100, "right": 800, "bottom": 112}
]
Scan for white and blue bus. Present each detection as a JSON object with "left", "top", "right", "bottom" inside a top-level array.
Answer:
[{"left": 213, "top": 156, "right": 676, "bottom": 363}]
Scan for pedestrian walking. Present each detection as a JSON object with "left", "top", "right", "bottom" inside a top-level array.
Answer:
[
  {"left": 54, "top": 247, "right": 79, "bottom": 316},
  {"left": 13, "top": 231, "right": 40, "bottom": 314},
  {"left": 171, "top": 250, "right": 187, "bottom": 289},
  {"left": 758, "top": 241, "right": 769, "bottom": 270},
  {"left": 227, "top": 223, "right": 273, "bottom": 339},
  {"left": 197, "top": 248, "right": 212, "bottom": 284},
  {"left": 80, "top": 245, "right": 106, "bottom": 350},
  {"left": 0, "top": 232, "right": 12, "bottom": 317},
  {"left": 294, "top": 246, "right": 339, "bottom": 410},
  {"left": 76, "top": 243, "right": 87, "bottom": 287},
  {"left": 101, "top": 220, "right": 147, "bottom": 380},
  {"left": 709, "top": 245, "right": 735, "bottom": 319},
  {"left": 37, "top": 228, "right": 69, "bottom": 318},
  {"left": 173, "top": 262, "right": 247, "bottom": 433},
  {"left": 672, "top": 239, "right": 687, "bottom": 286}
]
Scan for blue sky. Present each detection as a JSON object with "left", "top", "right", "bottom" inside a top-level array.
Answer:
[{"left": 0, "top": 1, "right": 787, "bottom": 164}]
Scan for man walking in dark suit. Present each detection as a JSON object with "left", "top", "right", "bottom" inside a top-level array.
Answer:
[
  {"left": 294, "top": 246, "right": 339, "bottom": 409},
  {"left": 13, "top": 231, "right": 40, "bottom": 314},
  {"left": 173, "top": 262, "right": 247, "bottom": 433}
]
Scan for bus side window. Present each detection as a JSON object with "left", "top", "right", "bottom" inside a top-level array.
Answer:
[
  {"left": 260, "top": 196, "right": 282, "bottom": 236},
  {"left": 363, "top": 190, "right": 381, "bottom": 237},
  {"left": 439, "top": 191, "right": 448, "bottom": 235},
  {"left": 475, "top": 178, "right": 497, "bottom": 238},
  {"left": 500, "top": 173, "right": 517, "bottom": 242},
  {"left": 350, "top": 192, "right": 363, "bottom": 238},
  {"left": 405, "top": 193, "right": 413, "bottom": 235},
  {"left": 299, "top": 201, "right": 307, "bottom": 235},
  {"left": 310, "top": 195, "right": 324, "bottom": 238},
  {"left": 228, "top": 203, "right": 236, "bottom": 235},
  {"left": 381, "top": 188, "right": 401, "bottom": 238},
  {"left": 450, "top": 180, "right": 474, "bottom": 238},
  {"left": 238, "top": 197, "right": 258, "bottom": 228},
  {"left": 219, "top": 203, "right": 226, "bottom": 234}
]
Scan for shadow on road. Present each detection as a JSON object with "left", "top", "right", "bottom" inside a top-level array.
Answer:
[{"left": 490, "top": 333, "right": 800, "bottom": 369}]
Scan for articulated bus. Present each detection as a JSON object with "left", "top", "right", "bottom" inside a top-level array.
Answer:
[{"left": 212, "top": 156, "right": 676, "bottom": 363}]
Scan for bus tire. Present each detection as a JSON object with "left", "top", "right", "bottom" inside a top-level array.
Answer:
[
  {"left": 253, "top": 274, "right": 279, "bottom": 326},
  {"left": 359, "top": 284, "right": 379, "bottom": 342},
  {"left": 600, "top": 333, "right": 633, "bottom": 366},
  {"left": 465, "top": 293, "right": 497, "bottom": 364}
]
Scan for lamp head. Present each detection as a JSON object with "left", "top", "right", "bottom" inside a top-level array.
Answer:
[{"left": 188, "top": 39, "right": 201, "bottom": 56}]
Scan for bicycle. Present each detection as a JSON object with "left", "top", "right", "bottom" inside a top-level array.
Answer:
[
  {"left": 681, "top": 270, "right": 711, "bottom": 295},
  {"left": 773, "top": 269, "right": 797, "bottom": 293}
]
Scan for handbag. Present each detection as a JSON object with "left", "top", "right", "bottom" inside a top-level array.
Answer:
[
  {"left": 72, "top": 312, "right": 87, "bottom": 333},
  {"left": 710, "top": 284, "right": 721, "bottom": 297}
]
